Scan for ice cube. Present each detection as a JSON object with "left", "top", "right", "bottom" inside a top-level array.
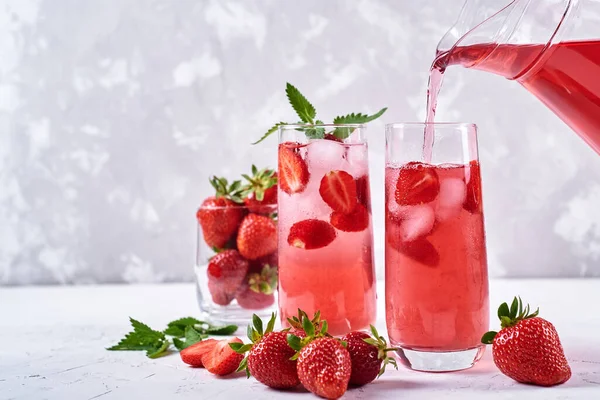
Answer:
[
  {"left": 345, "top": 144, "right": 369, "bottom": 178},
  {"left": 306, "top": 139, "right": 346, "bottom": 173},
  {"left": 398, "top": 205, "right": 435, "bottom": 242},
  {"left": 435, "top": 178, "right": 466, "bottom": 222}
]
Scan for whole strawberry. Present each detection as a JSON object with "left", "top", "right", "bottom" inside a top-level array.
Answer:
[
  {"left": 242, "top": 165, "right": 278, "bottom": 214},
  {"left": 288, "top": 318, "right": 351, "bottom": 399},
  {"left": 206, "top": 250, "right": 249, "bottom": 305},
  {"left": 230, "top": 313, "right": 300, "bottom": 389},
  {"left": 342, "top": 325, "right": 398, "bottom": 386},
  {"left": 236, "top": 213, "right": 277, "bottom": 260},
  {"left": 482, "top": 297, "right": 571, "bottom": 387},
  {"left": 197, "top": 176, "right": 245, "bottom": 249},
  {"left": 235, "top": 265, "right": 278, "bottom": 310}
]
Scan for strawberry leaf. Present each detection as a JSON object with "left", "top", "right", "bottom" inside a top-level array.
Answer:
[
  {"left": 265, "top": 313, "right": 277, "bottom": 334},
  {"left": 497, "top": 302, "right": 510, "bottom": 320},
  {"left": 481, "top": 331, "right": 498, "bottom": 344},
  {"left": 286, "top": 334, "right": 303, "bottom": 352},
  {"left": 286, "top": 82, "right": 316, "bottom": 124},
  {"left": 509, "top": 297, "right": 519, "bottom": 319},
  {"left": 253, "top": 314, "right": 264, "bottom": 336}
]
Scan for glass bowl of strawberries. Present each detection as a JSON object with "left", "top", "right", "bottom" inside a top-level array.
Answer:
[{"left": 195, "top": 167, "right": 278, "bottom": 324}]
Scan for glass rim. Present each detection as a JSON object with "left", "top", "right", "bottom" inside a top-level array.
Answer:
[
  {"left": 386, "top": 122, "right": 477, "bottom": 129},
  {"left": 197, "top": 203, "right": 277, "bottom": 211},
  {"left": 279, "top": 123, "right": 366, "bottom": 129}
]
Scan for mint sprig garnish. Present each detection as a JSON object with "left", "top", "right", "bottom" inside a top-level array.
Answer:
[
  {"left": 253, "top": 82, "right": 387, "bottom": 144},
  {"left": 286, "top": 83, "right": 316, "bottom": 124},
  {"left": 107, "top": 317, "right": 238, "bottom": 358}
]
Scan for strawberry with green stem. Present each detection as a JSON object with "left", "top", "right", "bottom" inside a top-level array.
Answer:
[
  {"left": 287, "top": 317, "right": 351, "bottom": 400},
  {"left": 197, "top": 176, "right": 246, "bottom": 249},
  {"left": 230, "top": 313, "right": 300, "bottom": 389},
  {"left": 253, "top": 82, "right": 387, "bottom": 144},
  {"left": 342, "top": 325, "right": 398, "bottom": 386},
  {"left": 242, "top": 165, "right": 278, "bottom": 214},
  {"left": 236, "top": 264, "right": 278, "bottom": 310},
  {"left": 482, "top": 296, "right": 571, "bottom": 387}
]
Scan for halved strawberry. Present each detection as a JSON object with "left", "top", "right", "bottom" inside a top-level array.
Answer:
[
  {"left": 464, "top": 160, "right": 482, "bottom": 213},
  {"left": 319, "top": 170, "right": 358, "bottom": 213},
  {"left": 395, "top": 162, "right": 440, "bottom": 206},
  {"left": 288, "top": 219, "right": 336, "bottom": 250},
  {"left": 330, "top": 204, "right": 369, "bottom": 232},
  {"left": 387, "top": 226, "right": 440, "bottom": 267},
  {"left": 278, "top": 143, "right": 309, "bottom": 194},
  {"left": 355, "top": 175, "right": 371, "bottom": 210},
  {"left": 203, "top": 338, "right": 244, "bottom": 376},
  {"left": 180, "top": 339, "right": 217, "bottom": 367}
]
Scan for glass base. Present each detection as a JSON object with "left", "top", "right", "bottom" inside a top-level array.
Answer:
[{"left": 396, "top": 346, "right": 485, "bottom": 372}]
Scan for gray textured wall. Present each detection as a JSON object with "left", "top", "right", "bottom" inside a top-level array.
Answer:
[{"left": 1, "top": 0, "right": 599, "bottom": 285}]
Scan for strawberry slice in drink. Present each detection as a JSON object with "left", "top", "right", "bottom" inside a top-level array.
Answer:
[
  {"left": 288, "top": 219, "right": 337, "bottom": 250},
  {"left": 387, "top": 223, "right": 440, "bottom": 267},
  {"left": 355, "top": 175, "right": 371, "bottom": 210},
  {"left": 330, "top": 203, "right": 370, "bottom": 232},
  {"left": 278, "top": 143, "right": 310, "bottom": 195},
  {"left": 395, "top": 162, "right": 440, "bottom": 206},
  {"left": 464, "top": 160, "right": 482, "bottom": 213},
  {"left": 319, "top": 170, "right": 358, "bottom": 213}
]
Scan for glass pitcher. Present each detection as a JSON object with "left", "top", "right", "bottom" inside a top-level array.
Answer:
[{"left": 434, "top": 0, "right": 600, "bottom": 154}]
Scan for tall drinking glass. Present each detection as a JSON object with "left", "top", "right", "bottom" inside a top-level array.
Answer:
[
  {"left": 385, "top": 122, "right": 489, "bottom": 372},
  {"left": 277, "top": 124, "right": 376, "bottom": 336}
]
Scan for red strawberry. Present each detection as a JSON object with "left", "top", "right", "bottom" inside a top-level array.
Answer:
[
  {"left": 235, "top": 265, "right": 277, "bottom": 310},
  {"left": 464, "top": 160, "right": 482, "bottom": 213},
  {"left": 386, "top": 220, "right": 439, "bottom": 267},
  {"left": 287, "top": 219, "right": 336, "bottom": 250},
  {"left": 279, "top": 143, "right": 310, "bottom": 194},
  {"left": 236, "top": 214, "right": 277, "bottom": 260},
  {"left": 203, "top": 337, "right": 244, "bottom": 376},
  {"left": 482, "top": 297, "right": 571, "bottom": 387},
  {"left": 231, "top": 313, "right": 300, "bottom": 389},
  {"left": 296, "top": 338, "right": 352, "bottom": 399},
  {"left": 319, "top": 170, "right": 358, "bottom": 213},
  {"left": 180, "top": 339, "right": 217, "bottom": 367},
  {"left": 242, "top": 166, "right": 278, "bottom": 214},
  {"left": 330, "top": 203, "right": 369, "bottom": 232},
  {"left": 206, "top": 250, "right": 249, "bottom": 305},
  {"left": 395, "top": 162, "right": 440, "bottom": 206},
  {"left": 342, "top": 326, "right": 398, "bottom": 386},
  {"left": 355, "top": 175, "right": 371, "bottom": 210},
  {"left": 197, "top": 176, "right": 246, "bottom": 249}
]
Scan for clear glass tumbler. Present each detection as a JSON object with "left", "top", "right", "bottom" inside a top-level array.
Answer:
[
  {"left": 385, "top": 122, "right": 489, "bottom": 372},
  {"left": 195, "top": 203, "right": 278, "bottom": 325},
  {"left": 277, "top": 124, "right": 377, "bottom": 336}
]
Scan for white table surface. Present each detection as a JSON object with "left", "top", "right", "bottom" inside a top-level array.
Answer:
[{"left": 2, "top": 279, "right": 600, "bottom": 399}]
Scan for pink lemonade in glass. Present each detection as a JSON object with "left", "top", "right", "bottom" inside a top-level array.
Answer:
[
  {"left": 385, "top": 123, "right": 489, "bottom": 371},
  {"left": 277, "top": 127, "right": 376, "bottom": 336}
]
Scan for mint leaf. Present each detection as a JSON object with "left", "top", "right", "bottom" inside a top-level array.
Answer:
[
  {"left": 206, "top": 325, "right": 238, "bottom": 335},
  {"left": 107, "top": 317, "right": 167, "bottom": 353},
  {"left": 332, "top": 107, "right": 388, "bottom": 139},
  {"left": 286, "top": 83, "right": 316, "bottom": 124},
  {"left": 253, "top": 121, "right": 288, "bottom": 145},
  {"left": 173, "top": 326, "right": 206, "bottom": 350},
  {"left": 164, "top": 317, "right": 204, "bottom": 338},
  {"left": 147, "top": 340, "right": 171, "bottom": 358}
]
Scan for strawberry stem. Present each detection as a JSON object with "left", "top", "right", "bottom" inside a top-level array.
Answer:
[{"left": 482, "top": 296, "right": 540, "bottom": 344}]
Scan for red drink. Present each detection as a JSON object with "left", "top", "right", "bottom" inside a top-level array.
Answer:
[
  {"left": 428, "top": 40, "right": 600, "bottom": 154},
  {"left": 278, "top": 135, "right": 377, "bottom": 336},
  {"left": 385, "top": 158, "right": 489, "bottom": 364}
]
